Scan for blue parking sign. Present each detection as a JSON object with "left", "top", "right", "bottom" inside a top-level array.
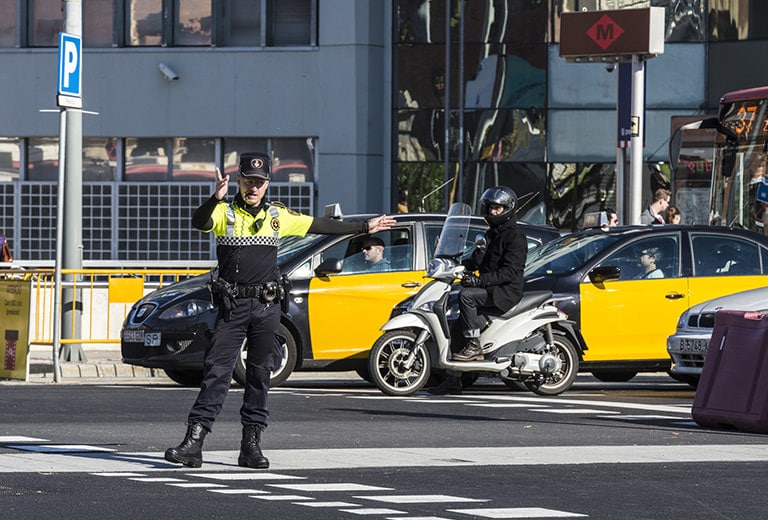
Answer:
[{"left": 58, "top": 33, "right": 81, "bottom": 97}]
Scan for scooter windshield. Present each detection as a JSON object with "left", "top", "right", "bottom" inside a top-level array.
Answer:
[{"left": 434, "top": 203, "right": 473, "bottom": 259}]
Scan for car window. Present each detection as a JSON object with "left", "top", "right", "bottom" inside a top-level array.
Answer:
[
  {"left": 320, "top": 228, "right": 414, "bottom": 275},
  {"left": 692, "top": 234, "right": 762, "bottom": 276},
  {"left": 597, "top": 235, "right": 680, "bottom": 280},
  {"left": 525, "top": 233, "right": 621, "bottom": 277}
]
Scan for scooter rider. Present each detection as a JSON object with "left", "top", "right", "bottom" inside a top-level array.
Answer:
[
  {"left": 165, "top": 152, "right": 395, "bottom": 469},
  {"left": 428, "top": 186, "right": 527, "bottom": 393}
]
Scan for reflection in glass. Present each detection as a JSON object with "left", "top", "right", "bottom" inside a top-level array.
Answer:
[
  {"left": 84, "top": 0, "right": 114, "bottom": 47},
  {"left": 31, "top": 0, "right": 62, "bottom": 47},
  {"left": 172, "top": 138, "right": 215, "bottom": 181},
  {"left": 128, "top": 0, "right": 163, "bottom": 46},
  {"left": 125, "top": 138, "right": 168, "bottom": 181},
  {"left": 397, "top": 44, "right": 546, "bottom": 109},
  {"left": 0, "top": 0, "right": 16, "bottom": 48},
  {"left": 709, "top": 0, "right": 768, "bottom": 41},
  {"left": 397, "top": 0, "right": 546, "bottom": 44},
  {"left": 176, "top": 1, "right": 212, "bottom": 46},
  {"left": 27, "top": 137, "right": 59, "bottom": 181},
  {"left": 271, "top": 138, "right": 315, "bottom": 182},
  {"left": 398, "top": 108, "right": 545, "bottom": 163},
  {"left": 548, "top": 163, "right": 617, "bottom": 231},
  {"left": 461, "top": 162, "right": 547, "bottom": 222},
  {"left": 0, "top": 138, "right": 19, "bottom": 182},
  {"left": 223, "top": 138, "right": 269, "bottom": 179},
  {"left": 83, "top": 138, "right": 117, "bottom": 181}
]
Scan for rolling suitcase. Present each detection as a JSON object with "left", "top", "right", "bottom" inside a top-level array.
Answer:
[{"left": 692, "top": 310, "right": 768, "bottom": 433}]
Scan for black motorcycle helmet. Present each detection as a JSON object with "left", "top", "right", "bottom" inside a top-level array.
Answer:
[{"left": 479, "top": 186, "right": 517, "bottom": 226}]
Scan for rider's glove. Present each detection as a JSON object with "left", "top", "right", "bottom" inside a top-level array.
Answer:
[{"left": 460, "top": 274, "right": 482, "bottom": 288}]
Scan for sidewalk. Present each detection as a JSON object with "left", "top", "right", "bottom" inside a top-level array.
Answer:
[{"left": 26, "top": 345, "right": 165, "bottom": 381}]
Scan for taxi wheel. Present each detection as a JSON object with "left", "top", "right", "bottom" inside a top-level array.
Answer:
[
  {"left": 232, "top": 323, "right": 298, "bottom": 388},
  {"left": 368, "top": 329, "right": 431, "bottom": 396}
]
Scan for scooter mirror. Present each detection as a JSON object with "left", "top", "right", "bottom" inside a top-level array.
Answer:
[{"left": 474, "top": 234, "right": 487, "bottom": 249}]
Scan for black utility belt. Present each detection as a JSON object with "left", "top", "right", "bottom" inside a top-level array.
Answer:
[{"left": 233, "top": 281, "right": 282, "bottom": 302}]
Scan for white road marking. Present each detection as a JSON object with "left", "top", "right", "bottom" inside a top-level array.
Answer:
[
  {"left": 448, "top": 507, "right": 587, "bottom": 518},
  {"left": 455, "top": 394, "right": 690, "bottom": 415},
  {"left": 355, "top": 494, "right": 488, "bottom": 504},
  {"left": 340, "top": 508, "right": 407, "bottom": 515},
  {"left": 167, "top": 482, "right": 227, "bottom": 488},
  {"left": 296, "top": 501, "right": 362, "bottom": 507},
  {"left": 250, "top": 494, "right": 313, "bottom": 501},
  {"left": 467, "top": 403, "right": 548, "bottom": 408},
  {"left": 4, "top": 444, "right": 768, "bottom": 473},
  {"left": 6, "top": 444, "right": 116, "bottom": 453},
  {"left": 534, "top": 409, "right": 621, "bottom": 415},
  {"left": 208, "top": 488, "right": 268, "bottom": 494},
  {"left": 129, "top": 477, "right": 186, "bottom": 482},
  {"left": 271, "top": 483, "right": 392, "bottom": 492},
  {"left": 0, "top": 436, "right": 49, "bottom": 442}
]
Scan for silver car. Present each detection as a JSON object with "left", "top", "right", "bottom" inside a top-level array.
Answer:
[{"left": 667, "top": 286, "right": 768, "bottom": 387}]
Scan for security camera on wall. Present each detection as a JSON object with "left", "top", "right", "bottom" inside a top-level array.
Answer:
[{"left": 158, "top": 63, "right": 179, "bottom": 81}]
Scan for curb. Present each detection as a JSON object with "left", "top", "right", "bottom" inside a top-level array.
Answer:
[{"left": 28, "top": 362, "right": 161, "bottom": 379}]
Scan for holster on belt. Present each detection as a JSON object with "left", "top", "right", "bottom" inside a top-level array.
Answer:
[{"left": 207, "top": 277, "right": 238, "bottom": 321}]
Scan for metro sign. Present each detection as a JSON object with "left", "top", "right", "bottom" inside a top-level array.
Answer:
[
  {"left": 559, "top": 7, "right": 664, "bottom": 61},
  {"left": 586, "top": 14, "right": 625, "bottom": 51}
]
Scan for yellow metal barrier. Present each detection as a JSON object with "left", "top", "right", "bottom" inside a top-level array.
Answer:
[{"left": 0, "top": 268, "right": 210, "bottom": 347}]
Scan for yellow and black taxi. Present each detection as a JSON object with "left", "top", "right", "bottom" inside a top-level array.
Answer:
[
  {"left": 121, "top": 211, "right": 560, "bottom": 386},
  {"left": 523, "top": 224, "right": 768, "bottom": 382}
]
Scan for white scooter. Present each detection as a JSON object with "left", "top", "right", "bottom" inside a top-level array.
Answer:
[{"left": 368, "top": 203, "right": 586, "bottom": 396}]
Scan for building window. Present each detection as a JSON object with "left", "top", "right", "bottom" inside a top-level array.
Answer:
[
  {"left": 221, "top": 0, "right": 263, "bottom": 46},
  {"left": 125, "top": 137, "right": 169, "bottom": 180},
  {"left": 84, "top": 0, "right": 115, "bottom": 47},
  {"left": 27, "top": 137, "right": 59, "bottom": 181},
  {"left": 173, "top": 138, "right": 215, "bottom": 181},
  {"left": 0, "top": 138, "right": 19, "bottom": 182},
  {"left": 127, "top": 0, "right": 163, "bottom": 46},
  {"left": 268, "top": 0, "right": 313, "bottom": 46},
  {"left": 0, "top": 0, "right": 16, "bottom": 48},
  {"left": 84, "top": 138, "right": 117, "bottom": 181},
  {"left": 175, "top": 0, "right": 212, "bottom": 46},
  {"left": 29, "top": 0, "right": 62, "bottom": 47},
  {"left": 224, "top": 138, "right": 269, "bottom": 178}
]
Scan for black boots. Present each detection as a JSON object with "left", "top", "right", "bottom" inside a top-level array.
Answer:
[
  {"left": 165, "top": 422, "right": 207, "bottom": 468},
  {"left": 238, "top": 424, "right": 270, "bottom": 469},
  {"left": 453, "top": 338, "right": 483, "bottom": 361},
  {"left": 427, "top": 374, "right": 463, "bottom": 395}
]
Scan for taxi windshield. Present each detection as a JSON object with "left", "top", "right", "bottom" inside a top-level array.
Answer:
[{"left": 525, "top": 232, "right": 621, "bottom": 277}]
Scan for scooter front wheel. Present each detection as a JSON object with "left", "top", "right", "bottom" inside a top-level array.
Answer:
[{"left": 368, "top": 329, "right": 431, "bottom": 396}]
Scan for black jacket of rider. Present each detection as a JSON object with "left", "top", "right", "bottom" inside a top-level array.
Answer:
[{"left": 463, "top": 217, "right": 527, "bottom": 312}]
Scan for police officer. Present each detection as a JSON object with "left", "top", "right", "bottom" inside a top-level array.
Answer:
[{"left": 165, "top": 152, "right": 395, "bottom": 469}]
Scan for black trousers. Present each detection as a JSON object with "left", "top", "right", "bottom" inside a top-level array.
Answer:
[
  {"left": 458, "top": 287, "right": 494, "bottom": 338},
  {"left": 188, "top": 297, "right": 280, "bottom": 432}
]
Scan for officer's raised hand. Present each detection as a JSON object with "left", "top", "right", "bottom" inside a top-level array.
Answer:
[
  {"left": 214, "top": 167, "right": 230, "bottom": 200},
  {"left": 367, "top": 215, "right": 397, "bottom": 233}
]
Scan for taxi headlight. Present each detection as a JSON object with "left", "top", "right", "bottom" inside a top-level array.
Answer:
[{"left": 159, "top": 300, "right": 215, "bottom": 320}]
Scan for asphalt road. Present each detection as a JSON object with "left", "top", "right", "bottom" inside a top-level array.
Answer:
[{"left": 2, "top": 374, "right": 767, "bottom": 519}]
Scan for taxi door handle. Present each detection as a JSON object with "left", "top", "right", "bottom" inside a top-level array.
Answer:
[
  {"left": 402, "top": 282, "right": 421, "bottom": 288},
  {"left": 665, "top": 293, "right": 685, "bottom": 300}
]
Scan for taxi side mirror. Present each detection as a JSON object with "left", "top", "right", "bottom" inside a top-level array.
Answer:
[
  {"left": 588, "top": 265, "right": 621, "bottom": 284},
  {"left": 315, "top": 258, "right": 343, "bottom": 276}
]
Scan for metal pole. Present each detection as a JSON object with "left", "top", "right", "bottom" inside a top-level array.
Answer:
[
  {"left": 443, "top": 0, "right": 451, "bottom": 211},
  {"left": 629, "top": 54, "right": 645, "bottom": 224},
  {"left": 457, "top": 0, "right": 465, "bottom": 204},
  {"left": 60, "top": 0, "right": 84, "bottom": 361},
  {"left": 51, "top": 109, "right": 67, "bottom": 383}
]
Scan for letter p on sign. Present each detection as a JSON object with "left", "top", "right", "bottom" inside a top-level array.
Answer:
[{"left": 57, "top": 32, "right": 81, "bottom": 97}]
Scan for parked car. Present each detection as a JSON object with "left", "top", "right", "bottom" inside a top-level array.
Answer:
[
  {"left": 121, "top": 210, "right": 560, "bottom": 386},
  {"left": 522, "top": 225, "right": 768, "bottom": 382},
  {"left": 667, "top": 286, "right": 768, "bottom": 387}
]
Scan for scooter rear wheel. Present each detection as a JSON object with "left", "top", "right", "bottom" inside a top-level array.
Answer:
[{"left": 368, "top": 329, "right": 431, "bottom": 396}]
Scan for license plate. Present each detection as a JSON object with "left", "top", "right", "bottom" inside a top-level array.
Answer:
[
  {"left": 144, "top": 332, "right": 161, "bottom": 347},
  {"left": 679, "top": 338, "right": 709, "bottom": 353},
  {"left": 122, "top": 329, "right": 144, "bottom": 343}
]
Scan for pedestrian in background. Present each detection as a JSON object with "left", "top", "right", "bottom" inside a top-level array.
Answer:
[
  {"left": 638, "top": 189, "right": 671, "bottom": 225},
  {"left": 165, "top": 152, "right": 395, "bottom": 469},
  {"left": 665, "top": 205, "right": 681, "bottom": 224}
]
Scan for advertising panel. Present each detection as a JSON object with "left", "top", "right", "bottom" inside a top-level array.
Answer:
[{"left": 0, "top": 279, "right": 32, "bottom": 380}]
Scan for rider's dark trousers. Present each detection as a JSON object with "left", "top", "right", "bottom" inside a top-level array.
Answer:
[
  {"left": 188, "top": 298, "right": 280, "bottom": 432},
  {"left": 459, "top": 287, "right": 494, "bottom": 338}
]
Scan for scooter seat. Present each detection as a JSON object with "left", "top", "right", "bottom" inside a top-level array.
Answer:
[{"left": 481, "top": 290, "right": 553, "bottom": 321}]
